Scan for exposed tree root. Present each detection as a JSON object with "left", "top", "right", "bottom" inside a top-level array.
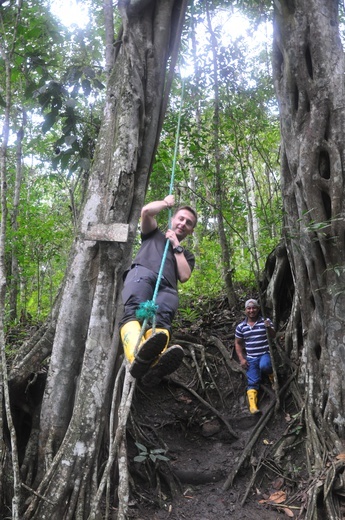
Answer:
[
  {"left": 222, "top": 371, "right": 296, "bottom": 491},
  {"left": 88, "top": 361, "right": 132, "bottom": 520}
]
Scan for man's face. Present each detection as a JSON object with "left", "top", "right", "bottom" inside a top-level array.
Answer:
[
  {"left": 171, "top": 209, "right": 196, "bottom": 241},
  {"left": 245, "top": 305, "right": 260, "bottom": 319}
]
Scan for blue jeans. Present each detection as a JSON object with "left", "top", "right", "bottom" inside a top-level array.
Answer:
[{"left": 246, "top": 353, "right": 272, "bottom": 390}]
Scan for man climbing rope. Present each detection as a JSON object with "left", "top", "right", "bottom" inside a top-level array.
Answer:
[
  {"left": 120, "top": 194, "right": 197, "bottom": 386},
  {"left": 234, "top": 299, "right": 276, "bottom": 414}
]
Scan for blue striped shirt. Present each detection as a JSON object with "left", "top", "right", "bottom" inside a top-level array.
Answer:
[{"left": 235, "top": 316, "right": 272, "bottom": 357}]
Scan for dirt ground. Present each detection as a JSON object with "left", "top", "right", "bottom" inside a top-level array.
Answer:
[{"left": 121, "top": 297, "right": 307, "bottom": 520}]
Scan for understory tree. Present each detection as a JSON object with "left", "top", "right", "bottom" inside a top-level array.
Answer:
[{"left": 272, "top": 0, "right": 345, "bottom": 517}]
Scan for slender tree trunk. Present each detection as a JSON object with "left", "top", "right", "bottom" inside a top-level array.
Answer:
[
  {"left": 9, "top": 111, "right": 26, "bottom": 322},
  {"left": 206, "top": 5, "right": 237, "bottom": 308},
  {"left": 0, "top": 2, "right": 24, "bottom": 516},
  {"left": 0, "top": 36, "right": 13, "bottom": 520},
  {"left": 272, "top": 0, "right": 345, "bottom": 516},
  {"left": 247, "top": 167, "right": 259, "bottom": 247}
]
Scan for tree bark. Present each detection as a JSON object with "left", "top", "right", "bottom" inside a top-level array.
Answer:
[
  {"left": 2, "top": 1, "right": 189, "bottom": 518},
  {"left": 272, "top": 0, "right": 345, "bottom": 516},
  {"left": 0, "top": 2, "right": 23, "bottom": 516},
  {"left": 9, "top": 111, "right": 26, "bottom": 322},
  {"left": 206, "top": 4, "right": 237, "bottom": 308}
]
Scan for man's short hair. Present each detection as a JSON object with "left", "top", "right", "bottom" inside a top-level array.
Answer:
[
  {"left": 245, "top": 299, "right": 259, "bottom": 309},
  {"left": 174, "top": 205, "right": 198, "bottom": 227}
]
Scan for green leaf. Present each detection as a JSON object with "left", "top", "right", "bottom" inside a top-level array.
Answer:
[
  {"left": 134, "top": 455, "right": 147, "bottom": 463},
  {"left": 82, "top": 79, "right": 91, "bottom": 97},
  {"left": 27, "top": 27, "right": 44, "bottom": 39},
  {"left": 65, "top": 135, "right": 77, "bottom": 146},
  {"left": 25, "top": 81, "right": 39, "bottom": 99},
  {"left": 66, "top": 99, "right": 77, "bottom": 108},
  {"left": 61, "top": 151, "right": 74, "bottom": 169},
  {"left": 92, "top": 78, "right": 105, "bottom": 90},
  {"left": 83, "top": 66, "right": 96, "bottom": 79},
  {"left": 135, "top": 442, "right": 147, "bottom": 453},
  {"left": 150, "top": 448, "right": 167, "bottom": 455},
  {"left": 155, "top": 454, "right": 170, "bottom": 461},
  {"left": 42, "top": 112, "right": 57, "bottom": 133}
]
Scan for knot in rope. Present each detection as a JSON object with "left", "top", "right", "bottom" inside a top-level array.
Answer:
[{"left": 136, "top": 300, "right": 159, "bottom": 321}]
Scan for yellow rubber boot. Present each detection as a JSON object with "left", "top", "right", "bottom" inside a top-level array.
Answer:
[
  {"left": 145, "top": 328, "right": 170, "bottom": 356},
  {"left": 120, "top": 321, "right": 144, "bottom": 364},
  {"left": 247, "top": 389, "right": 261, "bottom": 414}
]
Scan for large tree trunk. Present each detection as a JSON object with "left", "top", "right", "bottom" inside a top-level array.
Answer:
[
  {"left": 272, "top": 0, "right": 345, "bottom": 517},
  {"left": 3, "top": 1, "right": 188, "bottom": 518}
]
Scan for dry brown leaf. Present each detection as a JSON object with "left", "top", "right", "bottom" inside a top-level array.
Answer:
[
  {"left": 283, "top": 506, "right": 294, "bottom": 517},
  {"left": 335, "top": 453, "right": 345, "bottom": 461},
  {"left": 177, "top": 395, "right": 192, "bottom": 404},
  {"left": 268, "top": 490, "right": 287, "bottom": 504},
  {"left": 259, "top": 490, "right": 287, "bottom": 505}
]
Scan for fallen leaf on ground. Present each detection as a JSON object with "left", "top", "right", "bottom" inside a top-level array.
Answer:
[
  {"left": 335, "top": 453, "right": 345, "bottom": 462},
  {"left": 259, "top": 490, "right": 287, "bottom": 504},
  {"left": 283, "top": 506, "right": 294, "bottom": 517}
]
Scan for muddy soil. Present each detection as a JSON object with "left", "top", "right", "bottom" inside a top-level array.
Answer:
[{"left": 121, "top": 298, "right": 306, "bottom": 520}]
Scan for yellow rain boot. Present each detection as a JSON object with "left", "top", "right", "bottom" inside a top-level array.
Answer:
[
  {"left": 247, "top": 389, "right": 261, "bottom": 415},
  {"left": 120, "top": 320, "right": 143, "bottom": 364},
  {"left": 141, "top": 345, "right": 184, "bottom": 387},
  {"left": 121, "top": 324, "right": 168, "bottom": 379},
  {"left": 145, "top": 328, "right": 170, "bottom": 355}
]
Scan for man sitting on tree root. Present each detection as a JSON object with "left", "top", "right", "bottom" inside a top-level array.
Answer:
[
  {"left": 234, "top": 299, "right": 276, "bottom": 414},
  {"left": 120, "top": 194, "right": 197, "bottom": 386}
]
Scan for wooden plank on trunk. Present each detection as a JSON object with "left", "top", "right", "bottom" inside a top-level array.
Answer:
[{"left": 84, "top": 223, "right": 129, "bottom": 242}]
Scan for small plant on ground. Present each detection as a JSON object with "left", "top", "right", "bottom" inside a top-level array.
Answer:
[{"left": 134, "top": 442, "right": 170, "bottom": 463}]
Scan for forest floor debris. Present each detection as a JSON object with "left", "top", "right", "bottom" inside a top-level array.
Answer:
[{"left": 121, "top": 296, "right": 308, "bottom": 520}]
